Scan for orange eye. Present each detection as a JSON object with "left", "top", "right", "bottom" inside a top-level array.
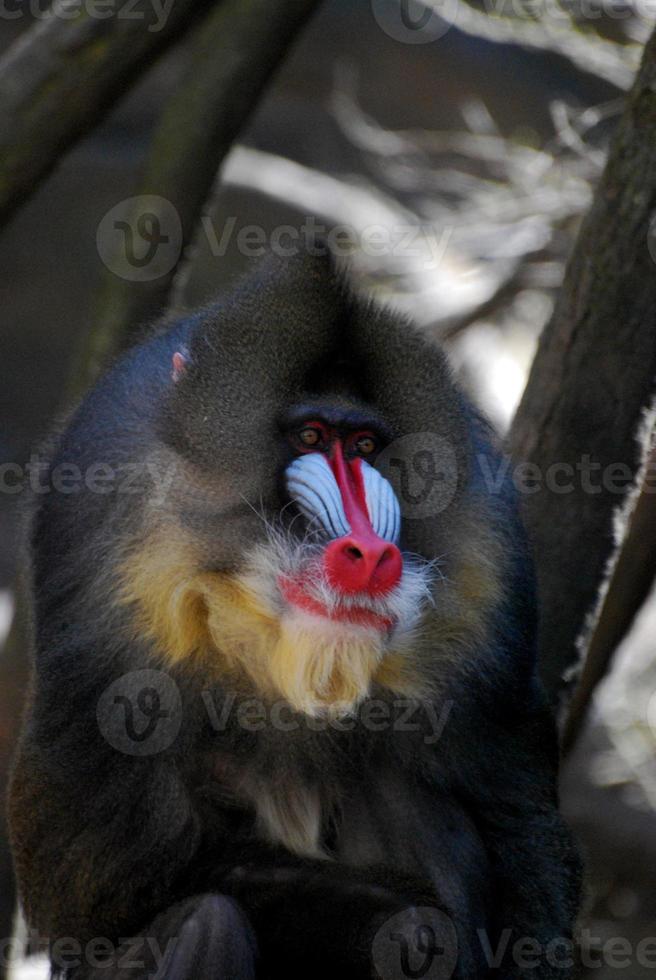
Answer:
[
  {"left": 299, "top": 426, "right": 322, "bottom": 448},
  {"left": 355, "top": 435, "right": 377, "bottom": 456}
]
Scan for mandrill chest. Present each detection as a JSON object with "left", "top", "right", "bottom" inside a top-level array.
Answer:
[
  {"left": 207, "top": 730, "right": 490, "bottom": 925},
  {"left": 204, "top": 695, "right": 443, "bottom": 866},
  {"left": 205, "top": 727, "right": 347, "bottom": 860}
]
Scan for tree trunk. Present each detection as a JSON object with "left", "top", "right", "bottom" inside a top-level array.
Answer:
[{"left": 509, "top": 25, "right": 656, "bottom": 703}]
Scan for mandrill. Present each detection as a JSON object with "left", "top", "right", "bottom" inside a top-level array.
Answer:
[{"left": 9, "top": 252, "right": 580, "bottom": 979}]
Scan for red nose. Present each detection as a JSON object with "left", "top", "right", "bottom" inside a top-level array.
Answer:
[{"left": 324, "top": 533, "right": 403, "bottom": 596}]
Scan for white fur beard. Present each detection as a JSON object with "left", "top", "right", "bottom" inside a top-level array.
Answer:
[{"left": 229, "top": 528, "right": 437, "bottom": 717}]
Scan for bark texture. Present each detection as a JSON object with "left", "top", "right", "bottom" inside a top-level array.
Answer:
[
  {"left": 510, "top": 26, "right": 656, "bottom": 701},
  {"left": 0, "top": 0, "right": 214, "bottom": 226},
  {"left": 562, "top": 451, "right": 656, "bottom": 753}
]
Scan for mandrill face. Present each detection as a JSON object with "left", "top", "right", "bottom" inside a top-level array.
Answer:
[
  {"left": 117, "top": 254, "right": 503, "bottom": 719},
  {"left": 225, "top": 402, "right": 437, "bottom": 717}
]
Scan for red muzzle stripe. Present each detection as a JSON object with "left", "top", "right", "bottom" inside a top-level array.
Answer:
[{"left": 323, "top": 443, "right": 402, "bottom": 596}]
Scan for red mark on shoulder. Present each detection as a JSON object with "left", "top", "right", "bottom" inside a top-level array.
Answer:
[{"left": 172, "top": 350, "right": 188, "bottom": 383}]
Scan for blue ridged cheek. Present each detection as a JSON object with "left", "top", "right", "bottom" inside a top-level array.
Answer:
[{"left": 285, "top": 454, "right": 401, "bottom": 545}]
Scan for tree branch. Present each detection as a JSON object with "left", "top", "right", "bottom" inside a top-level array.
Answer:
[
  {"left": 78, "top": 0, "right": 323, "bottom": 393},
  {"left": 562, "top": 447, "right": 656, "bottom": 754},
  {"left": 509, "top": 24, "right": 656, "bottom": 703},
  {"left": 0, "top": 591, "right": 28, "bottom": 978},
  {"left": 0, "top": 0, "right": 216, "bottom": 227},
  {"left": 422, "top": 0, "right": 637, "bottom": 91}
]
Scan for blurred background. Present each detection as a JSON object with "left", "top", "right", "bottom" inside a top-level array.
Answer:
[{"left": 2, "top": 0, "right": 656, "bottom": 976}]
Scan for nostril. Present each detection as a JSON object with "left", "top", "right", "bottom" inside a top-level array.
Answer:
[
  {"left": 369, "top": 543, "right": 403, "bottom": 595},
  {"left": 324, "top": 535, "right": 402, "bottom": 596},
  {"left": 377, "top": 546, "right": 394, "bottom": 567}
]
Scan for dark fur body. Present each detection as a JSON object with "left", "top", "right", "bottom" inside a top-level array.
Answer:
[{"left": 9, "top": 255, "right": 580, "bottom": 979}]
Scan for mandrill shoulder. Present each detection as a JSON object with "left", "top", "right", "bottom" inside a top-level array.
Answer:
[{"left": 28, "top": 319, "right": 197, "bottom": 640}]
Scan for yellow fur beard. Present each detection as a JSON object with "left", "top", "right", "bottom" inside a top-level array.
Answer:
[
  {"left": 117, "top": 514, "right": 503, "bottom": 718},
  {"left": 202, "top": 577, "right": 392, "bottom": 717},
  {"left": 117, "top": 533, "right": 421, "bottom": 717}
]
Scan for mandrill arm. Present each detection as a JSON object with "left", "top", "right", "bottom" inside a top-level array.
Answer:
[{"left": 446, "top": 678, "right": 582, "bottom": 979}]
